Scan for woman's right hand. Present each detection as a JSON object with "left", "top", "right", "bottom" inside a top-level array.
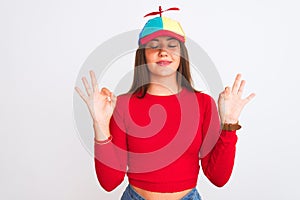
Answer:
[{"left": 74, "top": 70, "right": 117, "bottom": 128}]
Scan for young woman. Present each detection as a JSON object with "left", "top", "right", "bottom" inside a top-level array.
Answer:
[{"left": 75, "top": 13, "right": 255, "bottom": 200}]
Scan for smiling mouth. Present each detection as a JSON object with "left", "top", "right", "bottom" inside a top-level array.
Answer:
[{"left": 156, "top": 61, "right": 172, "bottom": 66}]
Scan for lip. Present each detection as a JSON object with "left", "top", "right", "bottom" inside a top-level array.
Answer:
[{"left": 156, "top": 60, "right": 172, "bottom": 66}]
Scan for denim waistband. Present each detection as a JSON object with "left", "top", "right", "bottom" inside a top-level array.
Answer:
[{"left": 121, "top": 184, "right": 201, "bottom": 200}]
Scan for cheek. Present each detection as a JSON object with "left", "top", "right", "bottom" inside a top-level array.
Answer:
[
  {"left": 145, "top": 49, "right": 157, "bottom": 62},
  {"left": 171, "top": 54, "right": 181, "bottom": 63},
  {"left": 169, "top": 49, "right": 181, "bottom": 60}
]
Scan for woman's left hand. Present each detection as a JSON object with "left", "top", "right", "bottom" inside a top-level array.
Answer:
[{"left": 218, "top": 74, "right": 255, "bottom": 124}]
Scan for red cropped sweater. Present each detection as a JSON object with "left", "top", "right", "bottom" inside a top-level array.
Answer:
[{"left": 94, "top": 87, "right": 238, "bottom": 192}]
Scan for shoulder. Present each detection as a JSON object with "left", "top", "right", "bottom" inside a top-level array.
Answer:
[
  {"left": 114, "top": 92, "right": 139, "bottom": 110},
  {"left": 116, "top": 92, "right": 138, "bottom": 103},
  {"left": 184, "top": 89, "right": 217, "bottom": 113},
  {"left": 195, "top": 91, "right": 212, "bottom": 100},
  {"left": 186, "top": 89, "right": 214, "bottom": 103}
]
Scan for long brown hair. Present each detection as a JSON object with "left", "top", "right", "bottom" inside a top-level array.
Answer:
[{"left": 128, "top": 41, "right": 198, "bottom": 98}]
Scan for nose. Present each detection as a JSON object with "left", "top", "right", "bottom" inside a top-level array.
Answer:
[{"left": 158, "top": 47, "right": 168, "bottom": 57}]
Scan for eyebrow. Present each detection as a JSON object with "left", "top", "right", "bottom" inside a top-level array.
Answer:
[
  {"left": 167, "top": 37, "right": 177, "bottom": 41},
  {"left": 150, "top": 37, "right": 177, "bottom": 42}
]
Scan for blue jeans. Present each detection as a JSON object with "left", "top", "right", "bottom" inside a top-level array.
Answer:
[{"left": 121, "top": 184, "right": 202, "bottom": 200}]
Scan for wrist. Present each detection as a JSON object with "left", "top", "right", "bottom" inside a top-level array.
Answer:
[
  {"left": 93, "top": 119, "right": 109, "bottom": 127},
  {"left": 223, "top": 119, "right": 238, "bottom": 124},
  {"left": 221, "top": 116, "right": 238, "bottom": 124},
  {"left": 93, "top": 121, "right": 110, "bottom": 140},
  {"left": 94, "top": 134, "right": 111, "bottom": 141}
]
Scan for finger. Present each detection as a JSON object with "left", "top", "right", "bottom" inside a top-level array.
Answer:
[
  {"left": 225, "top": 86, "right": 231, "bottom": 96},
  {"left": 103, "top": 92, "right": 116, "bottom": 103},
  {"left": 218, "top": 90, "right": 225, "bottom": 102},
  {"left": 109, "top": 92, "right": 116, "bottom": 101},
  {"left": 74, "top": 86, "right": 88, "bottom": 102},
  {"left": 218, "top": 92, "right": 225, "bottom": 106},
  {"left": 111, "top": 95, "right": 117, "bottom": 108},
  {"left": 243, "top": 93, "right": 256, "bottom": 105},
  {"left": 101, "top": 87, "right": 112, "bottom": 96},
  {"left": 82, "top": 77, "right": 92, "bottom": 96},
  {"left": 101, "top": 87, "right": 114, "bottom": 103},
  {"left": 89, "top": 70, "right": 99, "bottom": 93},
  {"left": 106, "top": 96, "right": 112, "bottom": 102},
  {"left": 232, "top": 73, "right": 242, "bottom": 94},
  {"left": 237, "top": 80, "right": 246, "bottom": 96},
  {"left": 219, "top": 91, "right": 225, "bottom": 98}
]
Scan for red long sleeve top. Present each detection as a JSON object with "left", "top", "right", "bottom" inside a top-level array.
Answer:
[{"left": 94, "top": 87, "right": 238, "bottom": 192}]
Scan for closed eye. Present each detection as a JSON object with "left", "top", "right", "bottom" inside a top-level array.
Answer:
[{"left": 150, "top": 45, "right": 159, "bottom": 49}]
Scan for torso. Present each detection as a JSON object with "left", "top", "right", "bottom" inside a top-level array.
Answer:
[
  {"left": 131, "top": 185, "right": 193, "bottom": 200},
  {"left": 122, "top": 89, "right": 203, "bottom": 198}
]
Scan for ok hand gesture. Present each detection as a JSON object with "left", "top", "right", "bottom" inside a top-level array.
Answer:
[
  {"left": 218, "top": 74, "right": 255, "bottom": 124},
  {"left": 74, "top": 70, "right": 117, "bottom": 127}
]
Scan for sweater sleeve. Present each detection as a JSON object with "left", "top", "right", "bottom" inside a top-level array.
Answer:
[
  {"left": 200, "top": 94, "right": 238, "bottom": 187},
  {"left": 94, "top": 97, "right": 128, "bottom": 192}
]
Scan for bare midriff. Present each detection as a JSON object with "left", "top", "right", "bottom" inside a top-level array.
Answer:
[{"left": 131, "top": 185, "right": 193, "bottom": 200}]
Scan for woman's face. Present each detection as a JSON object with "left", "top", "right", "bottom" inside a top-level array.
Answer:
[{"left": 144, "top": 36, "right": 181, "bottom": 79}]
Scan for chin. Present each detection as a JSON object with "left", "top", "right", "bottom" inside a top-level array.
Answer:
[{"left": 150, "top": 70, "right": 178, "bottom": 78}]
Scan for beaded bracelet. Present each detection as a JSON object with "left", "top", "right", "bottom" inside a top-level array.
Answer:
[{"left": 94, "top": 135, "right": 113, "bottom": 145}]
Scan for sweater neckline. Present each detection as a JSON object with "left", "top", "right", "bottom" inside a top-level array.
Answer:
[{"left": 145, "top": 87, "right": 187, "bottom": 99}]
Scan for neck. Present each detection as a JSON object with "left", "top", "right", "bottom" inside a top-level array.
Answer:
[{"left": 147, "top": 75, "right": 181, "bottom": 95}]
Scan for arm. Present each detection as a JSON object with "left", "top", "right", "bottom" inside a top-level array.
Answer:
[
  {"left": 200, "top": 74, "right": 255, "bottom": 187},
  {"left": 75, "top": 70, "right": 127, "bottom": 192},
  {"left": 94, "top": 103, "right": 127, "bottom": 191},
  {"left": 200, "top": 95, "right": 237, "bottom": 187}
]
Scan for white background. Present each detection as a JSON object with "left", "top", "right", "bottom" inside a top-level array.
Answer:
[{"left": 1, "top": 0, "right": 299, "bottom": 199}]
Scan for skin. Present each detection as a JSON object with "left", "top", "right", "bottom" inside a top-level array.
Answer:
[
  {"left": 75, "top": 36, "right": 255, "bottom": 199},
  {"left": 144, "top": 37, "right": 181, "bottom": 96}
]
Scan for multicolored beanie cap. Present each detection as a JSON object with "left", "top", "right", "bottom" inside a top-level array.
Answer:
[{"left": 139, "top": 6, "right": 186, "bottom": 45}]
